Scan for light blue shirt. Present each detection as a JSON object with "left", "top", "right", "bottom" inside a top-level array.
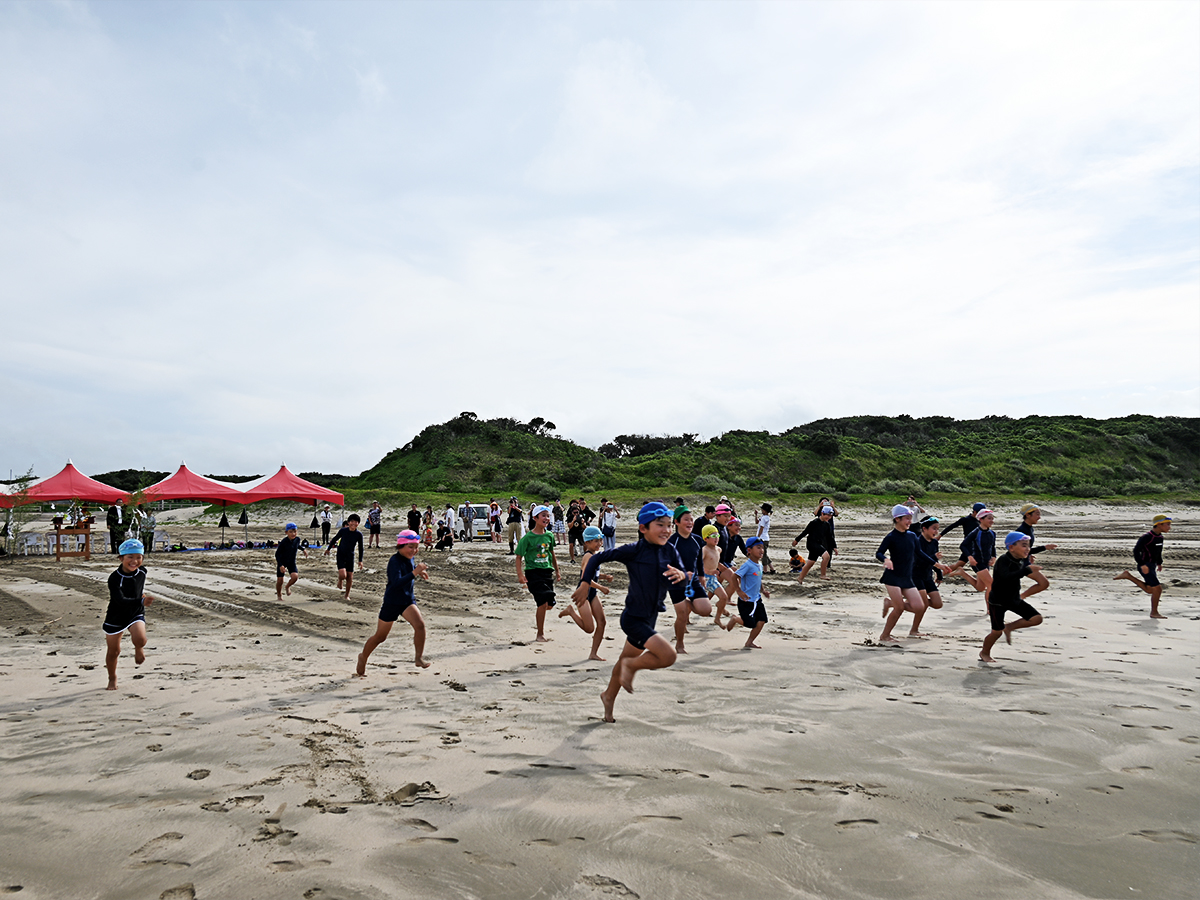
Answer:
[{"left": 737, "top": 558, "right": 763, "bottom": 602}]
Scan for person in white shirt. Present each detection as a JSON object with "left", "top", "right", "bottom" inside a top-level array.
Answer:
[{"left": 756, "top": 502, "right": 776, "bottom": 574}]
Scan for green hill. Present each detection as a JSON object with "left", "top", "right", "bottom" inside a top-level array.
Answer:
[{"left": 345, "top": 412, "right": 1199, "bottom": 504}]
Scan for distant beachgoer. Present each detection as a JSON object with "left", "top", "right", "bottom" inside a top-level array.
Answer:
[
  {"left": 461, "top": 501, "right": 475, "bottom": 541},
  {"left": 106, "top": 499, "right": 126, "bottom": 554},
  {"left": 489, "top": 501, "right": 503, "bottom": 543},
  {"left": 366, "top": 501, "right": 383, "bottom": 548},
  {"left": 321, "top": 505, "right": 334, "bottom": 545},
  {"left": 1113, "top": 515, "right": 1172, "bottom": 619},
  {"left": 275, "top": 522, "right": 308, "bottom": 599},
  {"left": 755, "top": 502, "right": 775, "bottom": 573},
  {"left": 505, "top": 497, "right": 523, "bottom": 554},
  {"left": 980, "top": 532, "right": 1047, "bottom": 662},
  {"left": 104, "top": 539, "right": 155, "bottom": 690},
  {"left": 552, "top": 500, "right": 566, "bottom": 541},
  {"left": 406, "top": 504, "right": 422, "bottom": 533},
  {"left": 576, "top": 502, "right": 686, "bottom": 723},
  {"left": 600, "top": 503, "right": 620, "bottom": 552},
  {"left": 139, "top": 507, "right": 156, "bottom": 554},
  {"left": 356, "top": 530, "right": 430, "bottom": 674},
  {"left": 324, "top": 514, "right": 364, "bottom": 599}
]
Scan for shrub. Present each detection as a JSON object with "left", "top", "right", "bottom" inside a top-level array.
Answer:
[
  {"left": 866, "top": 479, "right": 924, "bottom": 497},
  {"left": 927, "top": 480, "right": 967, "bottom": 493},
  {"left": 1124, "top": 481, "right": 1166, "bottom": 495},
  {"left": 526, "top": 479, "right": 557, "bottom": 498},
  {"left": 692, "top": 474, "right": 741, "bottom": 494},
  {"left": 847, "top": 485, "right": 867, "bottom": 495},
  {"left": 1072, "top": 483, "right": 1105, "bottom": 498},
  {"left": 832, "top": 491, "right": 851, "bottom": 501},
  {"left": 760, "top": 484, "right": 780, "bottom": 496},
  {"left": 798, "top": 481, "right": 835, "bottom": 494}
]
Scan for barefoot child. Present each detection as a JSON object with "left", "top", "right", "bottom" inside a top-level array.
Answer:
[
  {"left": 980, "top": 532, "right": 1047, "bottom": 662},
  {"left": 1016, "top": 502, "right": 1057, "bottom": 595},
  {"left": 877, "top": 505, "right": 926, "bottom": 643},
  {"left": 1114, "top": 514, "right": 1172, "bottom": 618},
  {"left": 666, "top": 506, "right": 713, "bottom": 653},
  {"left": 723, "top": 536, "right": 770, "bottom": 648},
  {"left": 559, "top": 525, "right": 611, "bottom": 659},
  {"left": 938, "top": 502, "right": 986, "bottom": 579},
  {"left": 793, "top": 505, "right": 837, "bottom": 585},
  {"left": 575, "top": 502, "right": 686, "bottom": 722},
  {"left": 515, "top": 505, "right": 561, "bottom": 642},
  {"left": 356, "top": 530, "right": 430, "bottom": 673},
  {"left": 275, "top": 522, "right": 308, "bottom": 599},
  {"left": 324, "top": 513, "right": 364, "bottom": 599},
  {"left": 908, "top": 516, "right": 948, "bottom": 635},
  {"left": 104, "top": 539, "right": 156, "bottom": 690},
  {"left": 950, "top": 509, "right": 997, "bottom": 601},
  {"left": 701, "top": 525, "right": 732, "bottom": 627}
]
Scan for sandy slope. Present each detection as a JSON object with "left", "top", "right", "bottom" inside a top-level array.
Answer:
[{"left": 0, "top": 503, "right": 1196, "bottom": 899}]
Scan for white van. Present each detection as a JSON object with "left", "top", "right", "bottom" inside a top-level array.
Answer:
[{"left": 457, "top": 504, "right": 492, "bottom": 541}]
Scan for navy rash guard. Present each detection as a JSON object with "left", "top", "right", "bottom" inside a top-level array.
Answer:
[
  {"left": 667, "top": 531, "right": 704, "bottom": 575},
  {"left": 876, "top": 529, "right": 921, "bottom": 585},
  {"left": 966, "top": 527, "right": 997, "bottom": 566},
  {"left": 329, "top": 527, "right": 364, "bottom": 566},
  {"left": 795, "top": 517, "right": 837, "bottom": 555},
  {"left": 940, "top": 514, "right": 980, "bottom": 543},
  {"left": 1133, "top": 530, "right": 1164, "bottom": 569},
  {"left": 1014, "top": 521, "right": 1047, "bottom": 555},
  {"left": 275, "top": 536, "right": 303, "bottom": 569},
  {"left": 913, "top": 534, "right": 940, "bottom": 580},
  {"left": 581, "top": 538, "right": 683, "bottom": 619},
  {"left": 383, "top": 553, "right": 416, "bottom": 607}
]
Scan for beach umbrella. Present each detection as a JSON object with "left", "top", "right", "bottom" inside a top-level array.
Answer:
[
  {"left": 238, "top": 507, "right": 249, "bottom": 543},
  {"left": 309, "top": 502, "right": 319, "bottom": 545},
  {"left": 218, "top": 508, "right": 230, "bottom": 545}
]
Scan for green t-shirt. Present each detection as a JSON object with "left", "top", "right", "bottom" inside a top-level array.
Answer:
[{"left": 515, "top": 531, "right": 556, "bottom": 570}]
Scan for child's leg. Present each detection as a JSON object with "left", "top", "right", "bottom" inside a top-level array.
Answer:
[
  {"left": 724, "top": 614, "right": 744, "bottom": 631},
  {"left": 690, "top": 593, "right": 712, "bottom": 618},
  {"left": 910, "top": 590, "right": 942, "bottom": 635},
  {"left": 344, "top": 570, "right": 354, "bottom": 598},
  {"left": 958, "top": 568, "right": 979, "bottom": 589},
  {"left": 286, "top": 572, "right": 299, "bottom": 596},
  {"left": 588, "top": 599, "right": 606, "bottom": 661},
  {"left": 673, "top": 601, "right": 690, "bottom": 653},
  {"left": 535, "top": 602, "right": 550, "bottom": 641},
  {"left": 129, "top": 621, "right": 148, "bottom": 666},
  {"left": 105, "top": 632, "right": 122, "bottom": 689},
  {"left": 276, "top": 570, "right": 285, "bottom": 599},
  {"left": 601, "top": 640, "right": 644, "bottom": 722},
  {"left": 356, "top": 619, "right": 394, "bottom": 675},
  {"left": 796, "top": 558, "right": 816, "bottom": 584},
  {"left": 402, "top": 605, "right": 431, "bottom": 667},
  {"left": 711, "top": 584, "right": 730, "bottom": 625},
  {"left": 559, "top": 597, "right": 596, "bottom": 633},
  {"left": 819, "top": 551, "right": 831, "bottom": 578},
  {"left": 980, "top": 628, "right": 1004, "bottom": 662},
  {"left": 974, "top": 568, "right": 992, "bottom": 595},
  {"left": 1150, "top": 585, "right": 1165, "bottom": 618},
  {"left": 617, "top": 634, "right": 676, "bottom": 694},
  {"left": 743, "top": 621, "right": 764, "bottom": 649},
  {"left": 880, "top": 586, "right": 907, "bottom": 641},
  {"left": 1003, "top": 614, "right": 1043, "bottom": 642}
]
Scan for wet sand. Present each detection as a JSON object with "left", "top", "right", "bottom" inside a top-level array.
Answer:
[{"left": 1, "top": 502, "right": 1197, "bottom": 899}]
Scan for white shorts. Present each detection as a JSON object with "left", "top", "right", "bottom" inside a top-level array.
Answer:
[{"left": 553, "top": 520, "right": 566, "bottom": 534}]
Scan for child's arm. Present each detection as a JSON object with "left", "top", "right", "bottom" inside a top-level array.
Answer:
[
  {"left": 414, "top": 562, "right": 429, "bottom": 581},
  {"left": 514, "top": 552, "right": 526, "bottom": 584},
  {"left": 143, "top": 592, "right": 154, "bottom": 605},
  {"left": 551, "top": 547, "right": 561, "bottom": 582},
  {"left": 728, "top": 571, "right": 746, "bottom": 600}
]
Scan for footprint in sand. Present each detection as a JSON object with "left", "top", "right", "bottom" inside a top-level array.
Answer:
[
  {"left": 158, "top": 886, "right": 195, "bottom": 900},
  {"left": 1121, "top": 766, "right": 1154, "bottom": 773},
  {"left": 402, "top": 818, "right": 437, "bottom": 832},
  {"left": 576, "top": 875, "right": 640, "bottom": 898},
  {"left": 635, "top": 815, "right": 682, "bottom": 822},
  {"left": 834, "top": 819, "right": 878, "bottom": 828},
  {"left": 1130, "top": 829, "right": 1198, "bottom": 844},
  {"left": 1086, "top": 785, "right": 1124, "bottom": 794},
  {"left": 406, "top": 836, "right": 458, "bottom": 844},
  {"left": 186, "top": 770, "right": 209, "bottom": 780}
]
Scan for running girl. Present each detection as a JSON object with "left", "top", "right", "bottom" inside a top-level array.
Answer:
[
  {"left": 666, "top": 506, "right": 713, "bottom": 654},
  {"left": 559, "top": 525, "right": 612, "bottom": 660},
  {"left": 356, "top": 530, "right": 430, "bottom": 674},
  {"left": 104, "top": 538, "right": 156, "bottom": 690},
  {"left": 908, "top": 516, "right": 948, "bottom": 636},
  {"left": 275, "top": 522, "right": 308, "bottom": 599},
  {"left": 876, "top": 505, "right": 925, "bottom": 643}
]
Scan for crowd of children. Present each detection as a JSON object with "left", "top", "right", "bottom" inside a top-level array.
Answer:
[{"left": 99, "top": 497, "right": 1179, "bottom": 722}]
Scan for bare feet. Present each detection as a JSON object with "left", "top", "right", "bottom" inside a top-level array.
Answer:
[
  {"left": 342, "top": 591, "right": 350, "bottom": 601},
  {"left": 588, "top": 653, "right": 607, "bottom": 661},
  {"left": 134, "top": 648, "right": 145, "bottom": 665},
  {"left": 1150, "top": 612, "right": 1167, "bottom": 619},
  {"left": 979, "top": 653, "right": 994, "bottom": 662},
  {"left": 908, "top": 631, "right": 927, "bottom": 638},
  {"left": 743, "top": 641, "right": 762, "bottom": 649},
  {"left": 106, "top": 680, "right": 117, "bottom": 691},
  {"left": 618, "top": 660, "right": 635, "bottom": 694},
  {"left": 1113, "top": 570, "right": 1131, "bottom": 582},
  {"left": 879, "top": 634, "right": 899, "bottom": 643},
  {"left": 355, "top": 653, "right": 366, "bottom": 677},
  {"left": 285, "top": 585, "right": 292, "bottom": 596},
  {"left": 1003, "top": 625, "right": 1013, "bottom": 645},
  {"left": 675, "top": 643, "right": 687, "bottom": 653},
  {"left": 558, "top": 606, "right": 571, "bottom": 618},
  {"left": 535, "top": 634, "right": 550, "bottom": 643},
  {"left": 415, "top": 657, "right": 431, "bottom": 668},
  {"left": 600, "top": 690, "right": 615, "bottom": 723}
]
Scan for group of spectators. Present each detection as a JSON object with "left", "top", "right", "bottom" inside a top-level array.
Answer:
[{"left": 104, "top": 498, "right": 157, "bottom": 554}]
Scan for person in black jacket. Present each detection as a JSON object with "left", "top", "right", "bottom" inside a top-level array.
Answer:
[
  {"left": 1114, "top": 514, "right": 1172, "bottom": 619},
  {"left": 980, "top": 532, "right": 1047, "bottom": 662},
  {"left": 792, "top": 506, "right": 838, "bottom": 584},
  {"left": 106, "top": 499, "right": 126, "bottom": 554}
]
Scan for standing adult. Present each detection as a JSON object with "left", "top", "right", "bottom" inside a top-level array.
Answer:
[
  {"left": 106, "top": 498, "right": 126, "bottom": 554},
  {"left": 461, "top": 501, "right": 476, "bottom": 541},
  {"left": 489, "top": 501, "right": 503, "bottom": 543},
  {"left": 406, "top": 504, "right": 422, "bottom": 534},
  {"left": 366, "top": 501, "right": 383, "bottom": 549},
  {"left": 320, "top": 505, "right": 334, "bottom": 545},
  {"left": 140, "top": 506, "right": 156, "bottom": 554},
  {"left": 600, "top": 502, "right": 620, "bottom": 552},
  {"left": 442, "top": 503, "right": 457, "bottom": 540},
  {"left": 505, "top": 497, "right": 524, "bottom": 553}
]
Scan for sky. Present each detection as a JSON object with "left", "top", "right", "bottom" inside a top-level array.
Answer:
[{"left": 2, "top": 0, "right": 1198, "bottom": 481}]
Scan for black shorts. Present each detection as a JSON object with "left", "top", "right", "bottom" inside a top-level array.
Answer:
[
  {"left": 668, "top": 575, "right": 707, "bottom": 606},
  {"left": 806, "top": 546, "right": 828, "bottom": 562},
  {"left": 525, "top": 567, "right": 556, "bottom": 607},
  {"left": 1140, "top": 566, "right": 1160, "bottom": 587},
  {"left": 336, "top": 556, "right": 357, "bottom": 572},
  {"left": 369, "top": 524, "right": 381, "bottom": 535},
  {"left": 971, "top": 561, "right": 991, "bottom": 573},
  {"left": 989, "top": 597, "right": 1039, "bottom": 632},
  {"left": 880, "top": 570, "right": 916, "bottom": 590},
  {"left": 736, "top": 598, "right": 768, "bottom": 626},
  {"left": 915, "top": 572, "right": 939, "bottom": 594},
  {"left": 379, "top": 595, "right": 415, "bottom": 622},
  {"left": 277, "top": 562, "right": 298, "bottom": 576},
  {"left": 620, "top": 609, "right": 657, "bottom": 649}
]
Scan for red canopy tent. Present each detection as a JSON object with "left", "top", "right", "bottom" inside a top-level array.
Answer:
[
  {"left": 21, "top": 461, "right": 127, "bottom": 505},
  {"left": 141, "top": 464, "right": 248, "bottom": 506},
  {"left": 240, "top": 465, "right": 344, "bottom": 505}
]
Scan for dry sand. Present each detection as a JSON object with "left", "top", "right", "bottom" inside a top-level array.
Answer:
[{"left": 1, "top": 502, "right": 1197, "bottom": 899}]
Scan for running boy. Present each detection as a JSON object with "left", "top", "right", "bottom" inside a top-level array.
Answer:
[
  {"left": 938, "top": 502, "right": 986, "bottom": 579},
  {"left": 574, "top": 502, "right": 686, "bottom": 722},
  {"left": 980, "top": 532, "right": 1047, "bottom": 662},
  {"left": 701, "top": 524, "right": 732, "bottom": 627},
  {"left": 908, "top": 515, "right": 948, "bottom": 636},
  {"left": 722, "top": 536, "right": 770, "bottom": 649},
  {"left": 356, "top": 530, "right": 430, "bottom": 673},
  {"left": 949, "top": 509, "right": 997, "bottom": 601},
  {"left": 275, "top": 522, "right": 308, "bottom": 599},
  {"left": 559, "top": 524, "right": 612, "bottom": 660},
  {"left": 1016, "top": 502, "right": 1057, "bottom": 596},
  {"left": 1114, "top": 514, "right": 1172, "bottom": 619},
  {"left": 515, "top": 505, "right": 561, "bottom": 642},
  {"left": 104, "top": 538, "right": 156, "bottom": 690},
  {"left": 666, "top": 506, "right": 713, "bottom": 653},
  {"left": 324, "top": 513, "right": 364, "bottom": 599}
]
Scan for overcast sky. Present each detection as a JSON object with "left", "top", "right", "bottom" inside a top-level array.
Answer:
[{"left": 3, "top": 0, "right": 1197, "bottom": 481}]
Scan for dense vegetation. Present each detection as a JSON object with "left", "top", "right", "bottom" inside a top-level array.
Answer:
[{"left": 345, "top": 412, "right": 1199, "bottom": 503}]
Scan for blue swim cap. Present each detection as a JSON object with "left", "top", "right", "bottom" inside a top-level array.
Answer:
[
  {"left": 285, "top": 522, "right": 297, "bottom": 531},
  {"left": 118, "top": 538, "right": 144, "bottom": 555},
  {"left": 744, "top": 536, "right": 765, "bottom": 549},
  {"left": 1004, "top": 531, "right": 1031, "bottom": 549},
  {"left": 972, "top": 502, "right": 986, "bottom": 513},
  {"left": 637, "top": 501, "right": 671, "bottom": 524},
  {"left": 582, "top": 525, "right": 603, "bottom": 541}
]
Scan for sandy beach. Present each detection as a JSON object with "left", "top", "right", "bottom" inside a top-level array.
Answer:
[{"left": 1, "top": 502, "right": 1196, "bottom": 900}]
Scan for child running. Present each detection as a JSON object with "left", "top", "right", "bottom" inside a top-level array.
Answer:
[
  {"left": 755, "top": 503, "right": 776, "bottom": 574},
  {"left": 666, "top": 506, "right": 713, "bottom": 653},
  {"left": 275, "top": 522, "right": 308, "bottom": 600},
  {"left": 324, "top": 513, "right": 364, "bottom": 599},
  {"left": 949, "top": 509, "right": 997, "bottom": 602},
  {"left": 908, "top": 515, "right": 948, "bottom": 636},
  {"left": 104, "top": 538, "right": 156, "bottom": 690},
  {"left": 876, "top": 505, "right": 928, "bottom": 643},
  {"left": 558, "top": 525, "right": 612, "bottom": 659},
  {"left": 1114, "top": 514, "right": 1173, "bottom": 619},
  {"left": 722, "top": 536, "right": 770, "bottom": 649},
  {"left": 702, "top": 524, "right": 732, "bottom": 627},
  {"left": 1015, "top": 503, "right": 1057, "bottom": 595},
  {"left": 575, "top": 502, "right": 686, "bottom": 723},
  {"left": 356, "top": 530, "right": 430, "bottom": 674},
  {"left": 792, "top": 505, "right": 837, "bottom": 585},
  {"left": 937, "top": 502, "right": 986, "bottom": 580},
  {"left": 515, "top": 505, "right": 561, "bottom": 642},
  {"left": 980, "top": 532, "right": 1047, "bottom": 662}
]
